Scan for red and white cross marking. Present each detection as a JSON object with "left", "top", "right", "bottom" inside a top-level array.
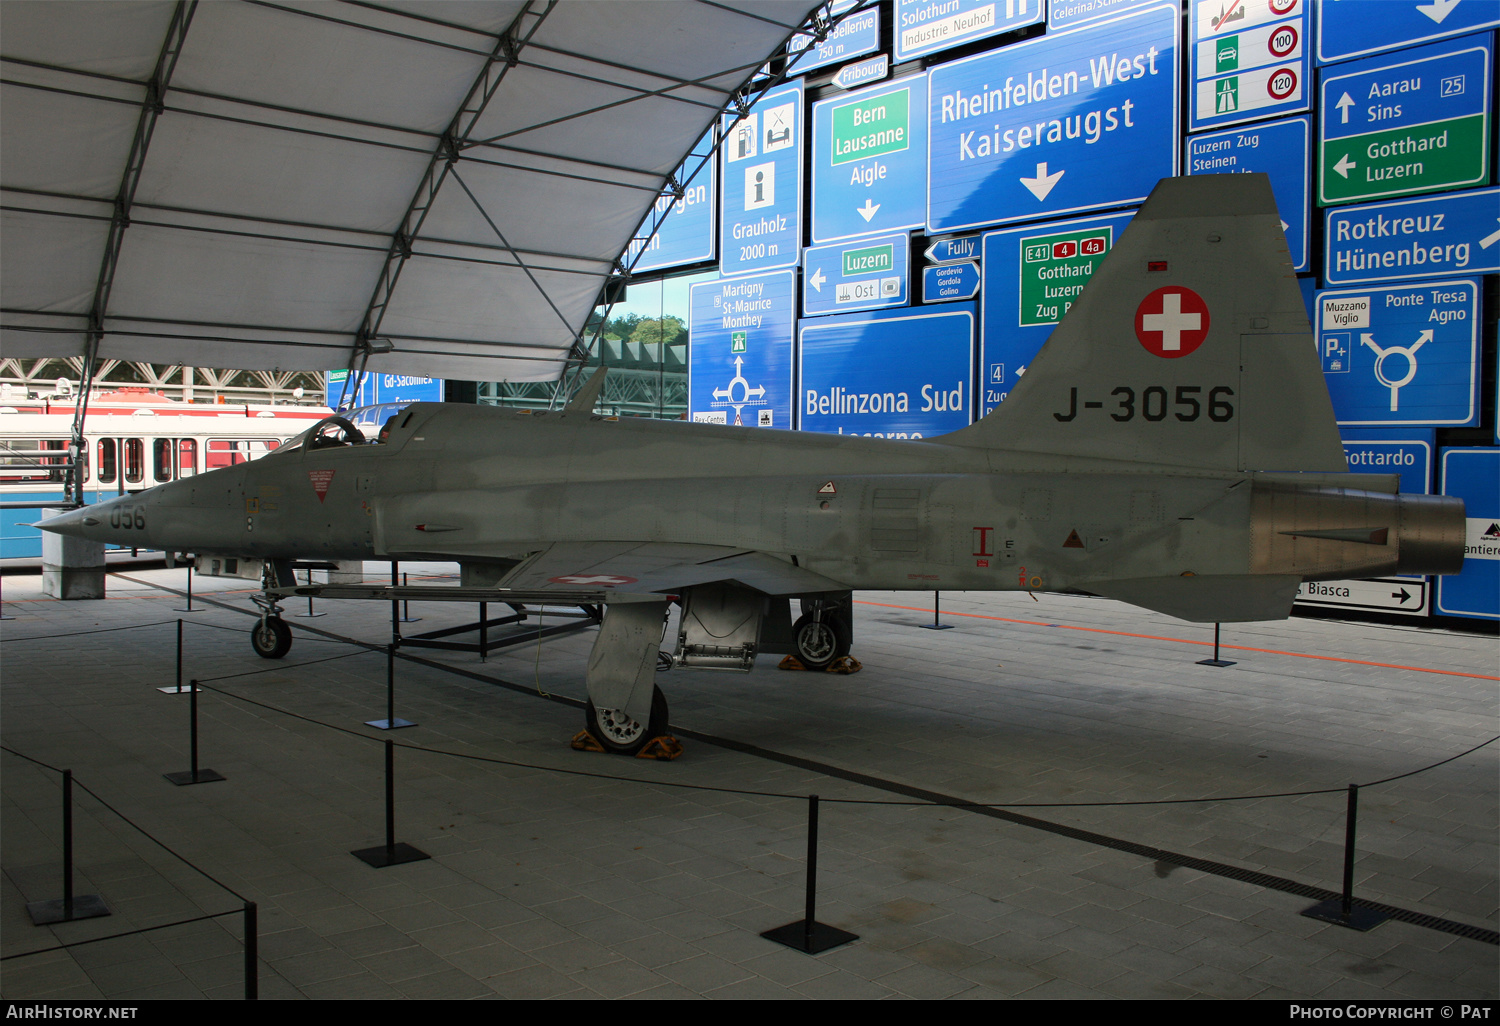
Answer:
[
  {"left": 548, "top": 574, "right": 638, "bottom": 587},
  {"left": 1135, "top": 286, "right": 1210, "bottom": 359}
]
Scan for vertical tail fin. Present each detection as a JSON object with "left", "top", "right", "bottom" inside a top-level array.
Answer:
[{"left": 945, "top": 175, "right": 1346, "bottom": 473}]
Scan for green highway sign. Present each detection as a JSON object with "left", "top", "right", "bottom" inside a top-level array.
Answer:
[
  {"left": 1018, "top": 226, "right": 1113, "bottom": 326},
  {"left": 1319, "top": 34, "right": 1491, "bottom": 206}
]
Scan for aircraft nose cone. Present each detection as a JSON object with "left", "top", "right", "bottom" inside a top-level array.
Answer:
[{"left": 33, "top": 505, "right": 95, "bottom": 538}]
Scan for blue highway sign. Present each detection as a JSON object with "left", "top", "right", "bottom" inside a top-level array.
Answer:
[
  {"left": 1050, "top": 0, "right": 1161, "bottom": 31},
  {"left": 1189, "top": 0, "right": 1309, "bottom": 131},
  {"left": 926, "top": 3, "right": 1179, "bottom": 233},
  {"left": 1316, "top": 279, "right": 1479, "bottom": 426},
  {"left": 923, "top": 261, "right": 980, "bottom": 302},
  {"left": 1318, "top": 34, "right": 1491, "bottom": 206},
  {"left": 688, "top": 271, "right": 796, "bottom": 429},
  {"left": 812, "top": 74, "right": 929, "bottom": 243},
  {"left": 1436, "top": 447, "right": 1500, "bottom": 620},
  {"left": 1340, "top": 427, "right": 1435, "bottom": 494},
  {"left": 925, "top": 235, "right": 981, "bottom": 263},
  {"left": 626, "top": 130, "right": 716, "bottom": 274},
  {"left": 979, "top": 210, "right": 1136, "bottom": 415},
  {"left": 788, "top": 0, "right": 881, "bottom": 78},
  {"left": 835, "top": 55, "right": 889, "bottom": 91},
  {"left": 803, "top": 233, "right": 912, "bottom": 317},
  {"left": 896, "top": 0, "right": 1043, "bottom": 63},
  {"left": 1186, "top": 116, "right": 1311, "bottom": 271},
  {"left": 720, "top": 79, "right": 803, "bottom": 276},
  {"left": 1323, "top": 186, "right": 1500, "bottom": 285},
  {"left": 1317, "top": 0, "right": 1500, "bottom": 65},
  {"left": 799, "top": 304, "right": 975, "bottom": 438}
]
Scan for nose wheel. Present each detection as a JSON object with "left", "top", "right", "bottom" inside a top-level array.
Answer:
[
  {"left": 251, "top": 616, "right": 292, "bottom": 659},
  {"left": 585, "top": 686, "right": 668, "bottom": 756}
]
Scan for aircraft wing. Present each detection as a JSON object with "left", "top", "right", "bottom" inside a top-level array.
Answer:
[{"left": 497, "top": 541, "right": 847, "bottom": 597}]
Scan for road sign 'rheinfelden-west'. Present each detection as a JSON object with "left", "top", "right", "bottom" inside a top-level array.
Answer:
[
  {"left": 1319, "top": 33, "right": 1491, "bottom": 207},
  {"left": 926, "top": 3, "right": 1178, "bottom": 233}
]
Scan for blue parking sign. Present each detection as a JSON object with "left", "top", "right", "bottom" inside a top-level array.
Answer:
[{"left": 1316, "top": 279, "right": 1479, "bottom": 426}]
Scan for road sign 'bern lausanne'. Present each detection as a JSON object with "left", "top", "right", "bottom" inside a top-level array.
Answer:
[
  {"left": 926, "top": 3, "right": 1179, "bottom": 233},
  {"left": 812, "top": 74, "right": 929, "bottom": 243}
]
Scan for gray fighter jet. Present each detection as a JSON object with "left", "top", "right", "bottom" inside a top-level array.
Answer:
[{"left": 40, "top": 176, "right": 1466, "bottom": 754}]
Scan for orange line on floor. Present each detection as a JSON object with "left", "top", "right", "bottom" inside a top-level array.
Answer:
[{"left": 856, "top": 600, "right": 1500, "bottom": 681}]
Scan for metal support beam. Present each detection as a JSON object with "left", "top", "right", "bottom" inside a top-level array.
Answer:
[
  {"left": 70, "top": 0, "right": 197, "bottom": 503},
  {"left": 344, "top": 1, "right": 557, "bottom": 408}
]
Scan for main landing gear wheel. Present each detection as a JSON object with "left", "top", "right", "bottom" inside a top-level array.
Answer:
[
  {"left": 251, "top": 616, "right": 292, "bottom": 659},
  {"left": 586, "top": 686, "right": 668, "bottom": 756},
  {"left": 792, "top": 613, "right": 851, "bottom": 672}
]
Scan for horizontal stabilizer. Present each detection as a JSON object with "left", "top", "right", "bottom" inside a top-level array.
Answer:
[{"left": 1089, "top": 574, "right": 1303, "bottom": 623}]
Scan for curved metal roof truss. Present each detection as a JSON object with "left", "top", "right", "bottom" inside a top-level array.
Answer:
[{"left": 1, "top": 0, "right": 820, "bottom": 382}]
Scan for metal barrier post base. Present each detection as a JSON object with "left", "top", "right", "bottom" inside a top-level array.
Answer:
[
  {"left": 351, "top": 843, "right": 430, "bottom": 869},
  {"left": 364, "top": 718, "right": 416, "bottom": 730},
  {"left": 27, "top": 895, "right": 111, "bottom": 925},
  {"left": 163, "top": 769, "right": 226, "bottom": 786},
  {"left": 760, "top": 920, "right": 858, "bottom": 954},
  {"left": 1301, "top": 899, "right": 1389, "bottom": 932}
]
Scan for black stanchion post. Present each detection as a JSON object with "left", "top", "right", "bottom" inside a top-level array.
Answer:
[
  {"left": 479, "top": 600, "right": 488, "bottom": 662},
  {"left": 174, "top": 563, "right": 194, "bottom": 612},
  {"left": 159, "top": 619, "right": 196, "bottom": 694},
  {"left": 1197, "top": 622, "right": 1237, "bottom": 667},
  {"left": 1, "top": 571, "right": 14, "bottom": 620},
  {"left": 296, "top": 568, "right": 325, "bottom": 618},
  {"left": 244, "top": 900, "right": 258, "bottom": 1000},
  {"left": 399, "top": 572, "right": 419, "bottom": 623},
  {"left": 165, "top": 680, "right": 225, "bottom": 785},
  {"left": 26, "top": 769, "right": 110, "bottom": 924},
  {"left": 366, "top": 643, "right": 415, "bottom": 730},
  {"left": 761, "top": 794, "right": 858, "bottom": 954},
  {"left": 351, "top": 739, "right": 429, "bottom": 868},
  {"left": 1301, "top": 782, "right": 1389, "bottom": 930},
  {"left": 920, "top": 590, "right": 954, "bottom": 630}
]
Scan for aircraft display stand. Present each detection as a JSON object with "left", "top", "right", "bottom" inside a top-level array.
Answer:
[{"left": 266, "top": 582, "right": 604, "bottom": 661}]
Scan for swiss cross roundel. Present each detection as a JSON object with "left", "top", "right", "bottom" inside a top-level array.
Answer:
[
  {"left": 549, "top": 574, "right": 637, "bottom": 587},
  {"left": 1134, "top": 286, "right": 1210, "bottom": 359}
]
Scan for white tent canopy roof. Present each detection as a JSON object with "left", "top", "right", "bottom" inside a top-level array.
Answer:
[{"left": 1, "top": 0, "right": 819, "bottom": 382}]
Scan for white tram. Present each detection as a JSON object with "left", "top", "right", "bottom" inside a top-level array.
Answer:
[{"left": 1, "top": 388, "right": 331, "bottom": 558}]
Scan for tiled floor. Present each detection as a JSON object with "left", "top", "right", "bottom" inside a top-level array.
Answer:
[{"left": 2, "top": 566, "right": 1495, "bottom": 999}]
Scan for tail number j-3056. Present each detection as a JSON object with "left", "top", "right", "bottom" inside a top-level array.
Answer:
[{"left": 1052, "top": 386, "right": 1235, "bottom": 423}]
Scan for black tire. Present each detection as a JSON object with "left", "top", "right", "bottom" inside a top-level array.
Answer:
[
  {"left": 251, "top": 616, "right": 292, "bottom": 659},
  {"left": 792, "top": 612, "right": 851, "bottom": 671},
  {"left": 586, "top": 685, "right": 668, "bottom": 756}
]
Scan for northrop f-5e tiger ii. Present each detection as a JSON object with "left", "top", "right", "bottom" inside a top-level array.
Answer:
[{"left": 41, "top": 176, "right": 1466, "bottom": 754}]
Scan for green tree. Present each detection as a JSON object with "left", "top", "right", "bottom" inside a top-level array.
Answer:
[{"left": 630, "top": 315, "right": 685, "bottom": 346}]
